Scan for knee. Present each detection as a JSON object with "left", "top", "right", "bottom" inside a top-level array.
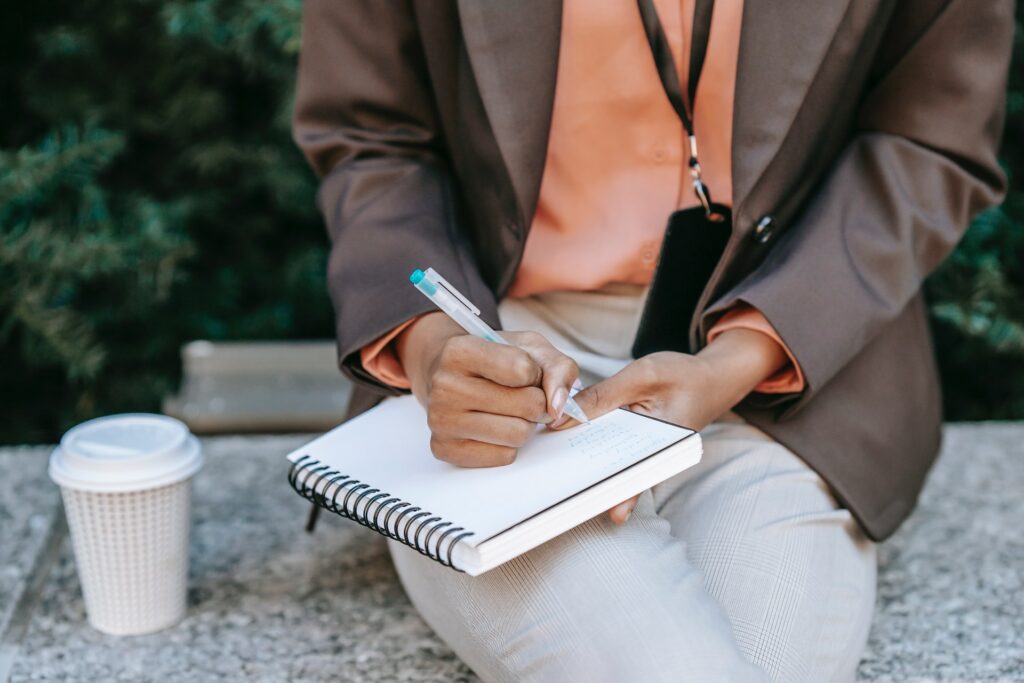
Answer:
[{"left": 390, "top": 513, "right": 770, "bottom": 683}]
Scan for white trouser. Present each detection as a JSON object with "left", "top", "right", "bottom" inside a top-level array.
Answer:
[{"left": 388, "top": 285, "right": 877, "bottom": 682}]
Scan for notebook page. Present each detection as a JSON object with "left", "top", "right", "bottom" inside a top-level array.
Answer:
[{"left": 287, "top": 395, "right": 692, "bottom": 544}]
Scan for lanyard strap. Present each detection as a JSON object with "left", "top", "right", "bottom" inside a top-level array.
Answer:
[{"left": 636, "top": 0, "right": 718, "bottom": 214}]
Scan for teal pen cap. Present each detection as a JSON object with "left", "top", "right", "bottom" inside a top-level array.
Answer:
[{"left": 410, "top": 268, "right": 437, "bottom": 295}]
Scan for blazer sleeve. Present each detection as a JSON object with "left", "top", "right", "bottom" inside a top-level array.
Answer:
[
  {"left": 292, "top": 0, "right": 498, "bottom": 393},
  {"left": 701, "top": 0, "right": 1013, "bottom": 415}
]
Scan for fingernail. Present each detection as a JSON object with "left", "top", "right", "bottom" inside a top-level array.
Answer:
[
  {"left": 551, "top": 387, "right": 567, "bottom": 419},
  {"left": 612, "top": 500, "right": 635, "bottom": 524},
  {"left": 623, "top": 500, "right": 637, "bottom": 523},
  {"left": 549, "top": 413, "right": 570, "bottom": 429}
]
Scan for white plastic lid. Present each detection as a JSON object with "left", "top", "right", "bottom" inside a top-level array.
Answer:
[{"left": 49, "top": 414, "right": 204, "bottom": 493}]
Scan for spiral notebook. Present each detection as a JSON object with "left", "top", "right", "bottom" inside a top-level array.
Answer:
[{"left": 286, "top": 395, "right": 701, "bottom": 576}]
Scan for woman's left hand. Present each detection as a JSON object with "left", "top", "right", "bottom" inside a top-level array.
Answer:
[{"left": 552, "top": 328, "right": 791, "bottom": 523}]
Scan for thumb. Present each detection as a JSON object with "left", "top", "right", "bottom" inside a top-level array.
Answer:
[{"left": 551, "top": 362, "right": 647, "bottom": 429}]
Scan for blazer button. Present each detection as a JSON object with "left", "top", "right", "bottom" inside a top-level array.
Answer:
[{"left": 752, "top": 215, "right": 776, "bottom": 244}]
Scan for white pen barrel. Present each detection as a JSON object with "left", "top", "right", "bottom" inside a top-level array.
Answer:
[{"left": 427, "top": 286, "right": 506, "bottom": 344}]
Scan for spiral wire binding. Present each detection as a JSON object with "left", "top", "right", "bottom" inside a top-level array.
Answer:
[{"left": 288, "top": 455, "right": 475, "bottom": 570}]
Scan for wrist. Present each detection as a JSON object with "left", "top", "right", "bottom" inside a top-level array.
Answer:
[
  {"left": 395, "top": 312, "right": 465, "bottom": 396},
  {"left": 696, "top": 327, "right": 788, "bottom": 409}
]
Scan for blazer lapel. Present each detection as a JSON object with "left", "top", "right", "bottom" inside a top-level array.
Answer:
[
  {"left": 731, "top": 0, "right": 856, "bottom": 212},
  {"left": 457, "top": 0, "right": 562, "bottom": 226}
]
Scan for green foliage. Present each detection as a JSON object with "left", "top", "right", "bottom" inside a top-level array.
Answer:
[
  {"left": 0, "top": 0, "right": 330, "bottom": 442},
  {"left": 925, "top": 6, "right": 1024, "bottom": 420},
  {"left": 0, "top": 1, "right": 1021, "bottom": 442},
  {"left": 1, "top": 126, "right": 192, "bottom": 382}
]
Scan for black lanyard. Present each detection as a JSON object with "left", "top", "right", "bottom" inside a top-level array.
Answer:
[
  {"left": 631, "top": 0, "right": 733, "bottom": 359},
  {"left": 636, "top": 0, "right": 719, "bottom": 217}
]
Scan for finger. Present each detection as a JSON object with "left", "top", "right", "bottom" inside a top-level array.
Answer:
[
  {"left": 429, "top": 436, "right": 517, "bottom": 468},
  {"left": 608, "top": 495, "right": 639, "bottom": 524},
  {"left": 428, "top": 410, "right": 537, "bottom": 448},
  {"left": 506, "top": 332, "right": 580, "bottom": 420},
  {"left": 440, "top": 335, "right": 542, "bottom": 388},
  {"left": 551, "top": 359, "right": 654, "bottom": 429},
  {"left": 538, "top": 352, "right": 579, "bottom": 421},
  {"left": 430, "top": 374, "right": 550, "bottom": 422}
]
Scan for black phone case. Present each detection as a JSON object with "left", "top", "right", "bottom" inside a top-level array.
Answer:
[{"left": 632, "top": 204, "right": 732, "bottom": 358}]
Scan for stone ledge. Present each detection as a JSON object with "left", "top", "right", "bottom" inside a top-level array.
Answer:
[{"left": 0, "top": 425, "right": 1021, "bottom": 682}]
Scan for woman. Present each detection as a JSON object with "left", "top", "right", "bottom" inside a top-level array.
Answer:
[{"left": 293, "top": 1, "right": 1011, "bottom": 680}]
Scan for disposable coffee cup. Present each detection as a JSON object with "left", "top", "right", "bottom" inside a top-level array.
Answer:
[{"left": 49, "top": 413, "right": 203, "bottom": 636}]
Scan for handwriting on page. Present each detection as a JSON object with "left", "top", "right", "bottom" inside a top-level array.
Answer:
[{"left": 565, "top": 420, "right": 670, "bottom": 467}]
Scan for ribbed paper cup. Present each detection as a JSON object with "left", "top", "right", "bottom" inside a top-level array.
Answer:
[{"left": 49, "top": 414, "right": 203, "bottom": 636}]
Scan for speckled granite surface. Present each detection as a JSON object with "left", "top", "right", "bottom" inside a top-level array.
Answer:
[
  {"left": 856, "top": 424, "right": 1024, "bottom": 682},
  {"left": 0, "top": 447, "right": 61, "bottom": 638},
  {"left": 0, "top": 426, "right": 1021, "bottom": 682},
  {"left": 2, "top": 436, "right": 476, "bottom": 683}
]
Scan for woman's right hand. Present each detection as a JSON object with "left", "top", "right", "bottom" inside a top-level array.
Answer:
[{"left": 395, "top": 312, "right": 579, "bottom": 467}]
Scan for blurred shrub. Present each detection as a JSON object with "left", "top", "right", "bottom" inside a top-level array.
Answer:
[
  {"left": 0, "top": 0, "right": 329, "bottom": 442},
  {"left": 927, "top": 9, "right": 1024, "bottom": 420},
  {"left": 0, "top": 2, "right": 1021, "bottom": 442}
]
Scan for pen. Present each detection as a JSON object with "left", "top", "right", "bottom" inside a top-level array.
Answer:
[{"left": 410, "top": 267, "right": 589, "bottom": 424}]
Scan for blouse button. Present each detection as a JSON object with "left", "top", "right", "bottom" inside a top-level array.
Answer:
[{"left": 641, "top": 243, "right": 658, "bottom": 265}]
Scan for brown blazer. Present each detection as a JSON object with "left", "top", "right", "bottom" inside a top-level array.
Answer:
[{"left": 293, "top": 0, "right": 1012, "bottom": 541}]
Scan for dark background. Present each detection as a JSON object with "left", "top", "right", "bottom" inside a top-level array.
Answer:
[{"left": 1, "top": 0, "right": 1021, "bottom": 443}]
